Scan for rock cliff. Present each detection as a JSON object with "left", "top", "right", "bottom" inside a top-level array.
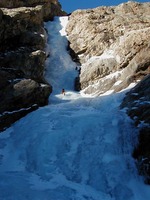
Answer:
[
  {"left": 0, "top": 0, "right": 65, "bottom": 131},
  {"left": 66, "top": 1, "right": 150, "bottom": 183},
  {"left": 66, "top": 1, "right": 150, "bottom": 94}
]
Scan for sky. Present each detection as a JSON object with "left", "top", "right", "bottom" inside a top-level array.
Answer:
[{"left": 59, "top": 0, "right": 150, "bottom": 13}]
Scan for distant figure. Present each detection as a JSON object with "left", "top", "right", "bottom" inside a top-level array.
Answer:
[{"left": 62, "top": 88, "right": 65, "bottom": 95}]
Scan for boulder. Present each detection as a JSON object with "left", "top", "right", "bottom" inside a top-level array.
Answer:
[
  {"left": 0, "top": 6, "right": 44, "bottom": 51},
  {"left": 0, "top": 78, "right": 52, "bottom": 131},
  {"left": 0, "top": 49, "right": 46, "bottom": 82}
]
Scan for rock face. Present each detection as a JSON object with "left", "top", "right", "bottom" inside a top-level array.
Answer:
[
  {"left": 66, "top": 1, "right": 150, "bottom": 94},
  {"left": 121, "top": 74, "right": 150, "bottom": 183},
  {"left": 0, "top": 0, "right": 65, "bottom": 20},
  {"left": 66, "top": 2, "right": 150, "bottom": 183},
  {"left": 0, "top": 0, "right": 65, "bottom": 131}
]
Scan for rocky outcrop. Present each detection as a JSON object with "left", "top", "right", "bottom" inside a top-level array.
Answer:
[
  {"left": 0, "top": 79, "right": 51, "bottom": 131},
  {"left": 0, "top": 6, "right": 43, "bottom": 51},
  {"left": 121, "top": 74, "right": 150, "bottom": 183},
  {"left": 66, "top": 1, "right": 150, "bottom": 94},
  {"left": 0, "top": 0, "right": 65, "bottom": 131},
  {"left": 0, "top": 0, "right": 65, "bottom": 20}
]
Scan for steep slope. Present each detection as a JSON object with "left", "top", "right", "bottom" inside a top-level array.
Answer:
[{"left": 0, "top": 16, "right": 150, "bottom": 200}]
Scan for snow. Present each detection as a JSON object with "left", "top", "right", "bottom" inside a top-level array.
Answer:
[
  {"left": 0, "top": 104, "right": 37, "bottom": 117},
  {"left": 44, "top": 17, "right": 78, "bottom": 96},
  {"left": 8, "top": 78, "right": 24, "bottom": 83},
  {"left": 85, "top": 50, "right": 115, "bottom": 63},
  {"left": 114, "top": 80, "right": 122, "bottom": 86},
  {"left": 40, "top": 83, "right": 48, "bottom": 88},
  {"left": 0, "top": 16, "right": 150, "bottom": 200}
]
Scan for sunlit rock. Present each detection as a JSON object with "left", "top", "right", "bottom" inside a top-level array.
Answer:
[{"left": 66, "top": 1, "right": 150, "bottom": 94}]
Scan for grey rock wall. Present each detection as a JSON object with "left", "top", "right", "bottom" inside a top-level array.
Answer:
[{"left": 0, "top": 0, "right": 65, "bottom": 131}]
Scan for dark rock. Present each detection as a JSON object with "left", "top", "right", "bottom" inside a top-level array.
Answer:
[
  {"left": 0, "top": 6, "right": 43, "bottom": 51},
  {"left": 0, "top": 0, "right": 66, "bottom": 20},
  {"left": 0, "top": 49, "right": 46, "bottom": 81},
  {"left": 0, "top": 9, "right": 3, "bottom": 21},
  {"left": 0, "top": 73, "right": 10, "bottom": 89},
  {"left": 121, "top": 74, "right": 150, "bottom": 124},
  {"left": 133, "top": 127, "right": 150, "bottom": 184},
  {"left": 0, "top": 0, "right": 64, "bottom": 131},
  {"left": 0, "top": 79, "right": 52, "bottom": 131},
  {"left": 121, "top": 74, "right": 150, "bottom": 183},
  {"left": 0, "top": 105, "right": 38, "bottom": 132}
]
